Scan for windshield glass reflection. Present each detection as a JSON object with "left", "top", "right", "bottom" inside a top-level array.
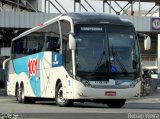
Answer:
[
  {"left": 109, "top": 33, "right": 139, "bottom": 73},
  {"left": 76, "top": 33, "right": 106, "bottom": 72},
  {"left": 75, "top": 33, "right": 140, "bottom": 75}
]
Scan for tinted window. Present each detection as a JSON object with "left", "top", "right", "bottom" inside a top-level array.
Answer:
[
  {"left": 11, "top": 35, "right": 44, "bottom": 59},
  {"left": 11, "top": 38, "right": 26, "bottom": 59},
  {"left": 39, "top": 22, "right": 60, "bottom": 52},
  {"left": 25, "top": 34, "right": 44, "bottom": 55},
  {"left": 11, "top": 22, "right": 61, "bottom": 59}
]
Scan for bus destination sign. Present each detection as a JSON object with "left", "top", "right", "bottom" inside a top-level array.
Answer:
[
  {"left": 76, "top": 25, "right": 105, "bottom": 33},
  {"left": 81, "top": 27, "right": 103, "bottom": 31}
]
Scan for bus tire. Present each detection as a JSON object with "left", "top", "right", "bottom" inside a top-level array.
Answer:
[
  {"left": 17, "top": 84, "right": 35, "bottom": 104},
  {"left": 18, "top": 84, "right": 27, "bottom": 104},
  {"left": 107, "top": 99, "right": 126, "bottom": 108},
  {"left": 17, "top": 86, "right": 22, "bottom": 103},
  {"left": 55, "top": 82, "right": 73, "bottom": 107},
  {"left": 15, "top": 84, "right": 19, "bottom": 101}
]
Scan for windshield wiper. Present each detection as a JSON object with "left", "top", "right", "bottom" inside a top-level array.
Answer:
[
  {"left": 111, "top": 46, "right": 128, "bottom": 73},
  {"left": 94, "top": 51, "right": 108, "bottom": 72}
]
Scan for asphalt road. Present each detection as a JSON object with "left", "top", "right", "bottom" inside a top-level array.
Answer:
[{"left": 0, "top": 95, "right": 160, "bottom": 119}]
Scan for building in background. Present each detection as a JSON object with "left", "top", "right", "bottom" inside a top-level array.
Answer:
[
  {"left": 0, "top": 0, "right": 42, "bottom": 12},
  {"left": 0, "top": 0, "right": 42, "bottom": 88}
]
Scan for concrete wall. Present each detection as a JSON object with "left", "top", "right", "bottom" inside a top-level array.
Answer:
[
  {"left": 0, "top": 0, "right": 43, "bottom": 12},
  {"left": 0, "top": 11, "right": 59, "bottom": 28},
  {"left": 121, "top": 16, "right": 151, "bottom": 32},
  {"left": 0, "top": 11, "right": 153, "bottom": 32}
]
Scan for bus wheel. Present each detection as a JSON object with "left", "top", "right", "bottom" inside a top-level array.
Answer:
[
  {"left": 15, "top": 85, "right": 19, "bottom": 101},
  {"left": 17, "top": 86, "right": 22, "bottom": 103},
  {"left": 18, "top": 85, "right": 27, "bottom": 104},
  {"left": 55, "top": 82, "right": 73, "bottom": 107},
  {"left": 107, "top": 99, "right": 126, "bottom": 108}
]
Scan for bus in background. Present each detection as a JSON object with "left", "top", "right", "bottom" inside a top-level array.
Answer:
[{"left": 6, "top": 13, "right": 151, "bottom": 108}]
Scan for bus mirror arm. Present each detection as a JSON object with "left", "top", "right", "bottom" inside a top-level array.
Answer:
[
  {"left": 137, "top": 33, "right": 151, "bottom": 50},
  {"left": 69, "top": 34, "right": 76, "bottom": 50},
  {"left": 3, "top": 58, "right": 10, "bottom": 70}
]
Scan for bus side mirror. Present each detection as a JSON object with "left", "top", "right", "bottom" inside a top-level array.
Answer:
[
  {"left": 137, "top": 33, "right": 151, "bottom": 50},
  {"left": 144, "top": 36, "right": 151, "bottom": 50},
  {"left": 69, "top": 34, "right": 76, "bottom": 50}
]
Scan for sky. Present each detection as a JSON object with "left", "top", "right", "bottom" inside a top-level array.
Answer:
[{"left": 41, "top": 0, "right": 157, "bottom": 15}]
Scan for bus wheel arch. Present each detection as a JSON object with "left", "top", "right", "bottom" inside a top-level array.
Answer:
[
  {"left": 56, "top": 79, "right": 61, "bottom": 87},
  {"left": 55, "top": 79, "right": 61, "bottom": 97}
]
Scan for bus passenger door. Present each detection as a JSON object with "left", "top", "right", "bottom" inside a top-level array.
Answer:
[
  {"left": 60, "top": 20, "right": 74, "bottom": 98},
  {"left": 61, "top": 20, "right": 73, "bottom": 76}
]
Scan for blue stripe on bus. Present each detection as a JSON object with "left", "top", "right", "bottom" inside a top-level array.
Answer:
[
  {"left": 12, "top": 52, "right": 63, "bottom": 97},
  {"left": 12, "top": 52, "right": 44, "bottom": 97}
]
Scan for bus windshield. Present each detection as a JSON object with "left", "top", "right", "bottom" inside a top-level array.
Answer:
[
  {"left": 108, "top": 33, "right": 139, "bottom": 73},
  {"left": 76, "top": 33, "right": 106, "bottom": 72},
  {"left": 75, "top": 33, "right": 140, "bottom": 74}
]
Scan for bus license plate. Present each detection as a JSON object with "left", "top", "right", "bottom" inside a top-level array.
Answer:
[{"left": 105, "top": 91, "right": 116, "bottom": 96}]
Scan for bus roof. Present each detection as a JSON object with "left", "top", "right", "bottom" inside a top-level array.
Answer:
[
  {"left": 63, "top": 13, "right": 133, "bottom": 26},
  {"left": 12, "top": 13, "right": 133, "bottom": 41},
  {"left": 12, "top": 14, "right": 62, "bottom": 41}
]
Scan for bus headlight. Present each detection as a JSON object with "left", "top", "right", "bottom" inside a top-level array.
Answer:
[
  {"left": 81, "top": 79, "right": 91, "bottom": 87},
  {"left": 130, "top": 82, "right": 136, "bottom": 88},
  {"left": 76, "top": 76, "right": 91, "bottom": 87},
  {"left": 129, "top": 78, "right": 140, "bottom": 88}
]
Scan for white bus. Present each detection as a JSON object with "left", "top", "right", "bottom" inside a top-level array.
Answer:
[{"left": 6, "top": 13, "right": 150, "bottom": 108}]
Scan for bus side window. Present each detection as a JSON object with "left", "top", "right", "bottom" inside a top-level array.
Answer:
[
  {"left": 26, "top": 35, "right": 44, "bottom": 54},
  {"left": 11, "top": 38, "right": 27, "bottom": 59},
  {"left": 13, "top": 38, "right": 25, "bottom": 58},
  {"left": 46, "top": 37, "right": 60, "bottom": 52},
  {"left": 51, "top": 37, "right": 60, "bottom": 52},
  {"left": 38, "top": 21, "right": 61, "bottom": 52}
]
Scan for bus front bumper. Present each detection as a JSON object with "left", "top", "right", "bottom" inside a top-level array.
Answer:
[{"left": 71, "top": 80, "right": 141, "bottom": 99}]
